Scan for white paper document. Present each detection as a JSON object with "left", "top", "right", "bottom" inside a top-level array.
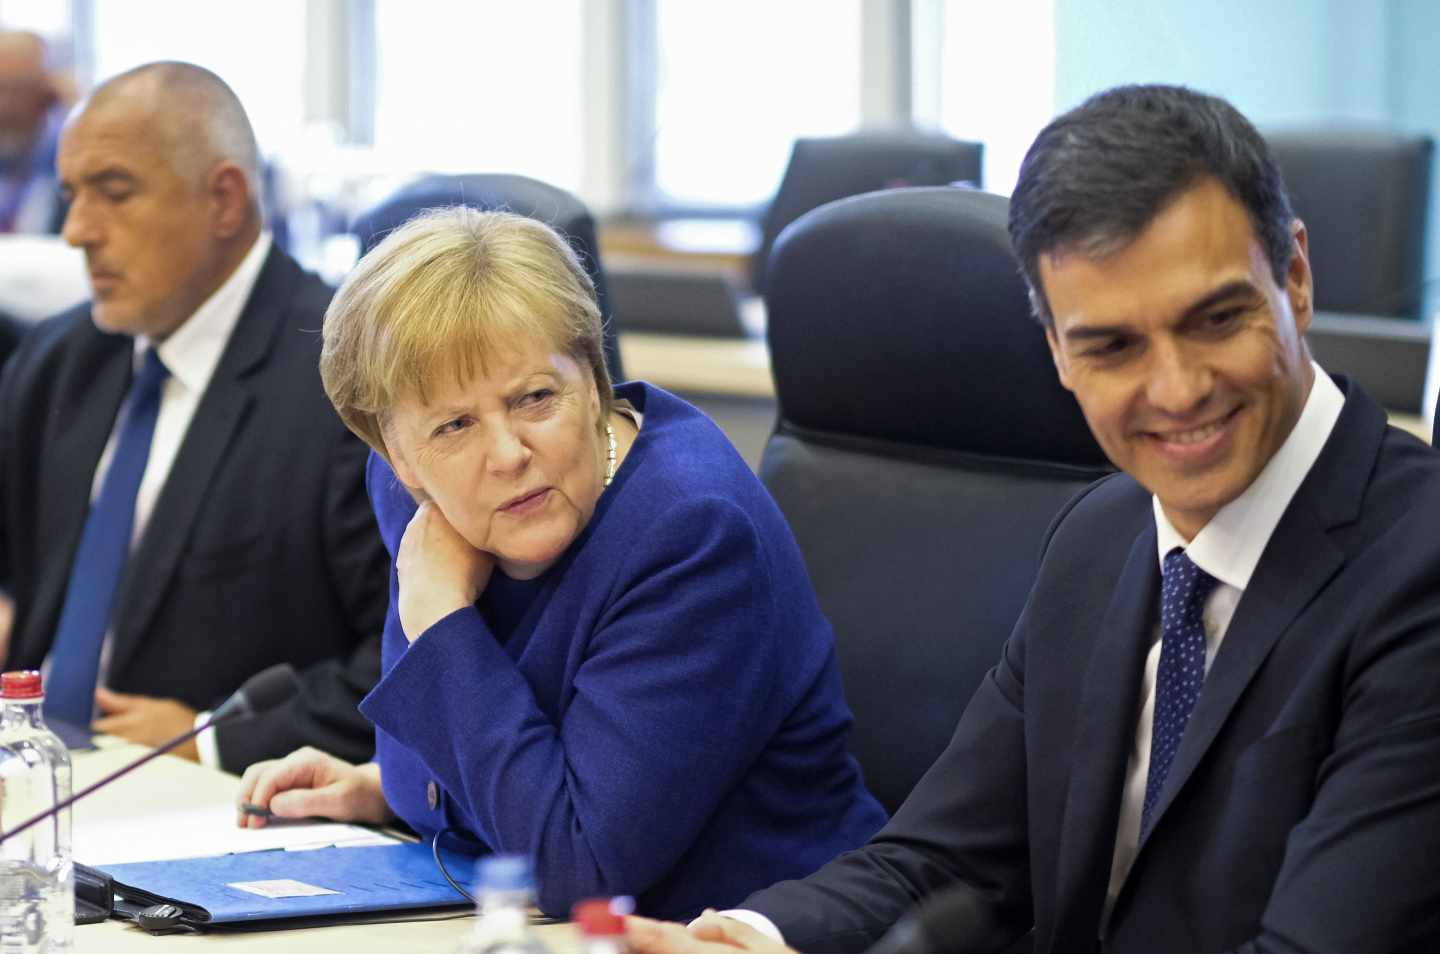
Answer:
[
  {"left": 227, "top": 879, "right": 342, "bottom": 899},
  {"left": 75, "top": 803, "right": 396, "bottom": 866}
]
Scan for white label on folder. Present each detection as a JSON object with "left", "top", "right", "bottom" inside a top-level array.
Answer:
[{"left": 227, "top": 879, "right": 341, "bottom": 899}]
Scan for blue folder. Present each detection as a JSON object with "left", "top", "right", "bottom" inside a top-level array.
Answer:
[{"left": 98, "top": 840, "right": 475, "bottom": 925}]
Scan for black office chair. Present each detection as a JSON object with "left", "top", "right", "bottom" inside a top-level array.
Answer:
[
  {"left": 1264, "top": 127, "right": 1433, "bottom": 320},
  {"left": 1262, "top": 128, "right": 1435, "bottom": 411},
  {"left": 752, "top": 131, "right": 983, "bottom": 296},
  {"left": 759, "top": 186, "right": 1111, "bottom": 817},
  {"left": 351, "top": 173, "right": 623, "bottom": 381}
]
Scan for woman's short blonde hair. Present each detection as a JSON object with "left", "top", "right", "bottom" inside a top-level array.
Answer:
[{"left": 320, "top": 206, "right": 613, "bottom": 462}]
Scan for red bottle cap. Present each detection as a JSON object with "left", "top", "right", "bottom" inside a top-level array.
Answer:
[
  {"left": 572, "top": 898, "right": 626, "bottom": 935},
  {"left": 0, "top": 671, "right": 43, "bottom": 700}
]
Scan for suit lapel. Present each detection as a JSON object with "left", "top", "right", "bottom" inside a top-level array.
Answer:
[
  {"left": 20, "top": 327, "right": 132, "bottom": 661},
  {"left": 1050, "top": 523, "right": 1160, "bottom": 950},
  {"left": 1131, "top": 377, "right": 1383, "bottom": 852},
  {"left": 106, "top": 249, "right": 298, "bottom": 683}
]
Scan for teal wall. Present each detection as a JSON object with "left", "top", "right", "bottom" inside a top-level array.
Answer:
[
  {"left": 1051, "top": 0, "right": 1439, "bottom": 317},
  {"left": 1055, "top": 0, "right": 1387, "bottom": 122},
  {"left": 1391, "top": 0, "right": 1440, "bottom": 314}
]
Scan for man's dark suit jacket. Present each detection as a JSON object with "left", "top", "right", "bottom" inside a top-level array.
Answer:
[
  {"left": 0, "top": 246, "right": 388, "bottom": 772},
  {"left": 748, "top": 377, "right": 1440, "bottom": 954},
  {"left": 0, "top": 310, "right": 26, "bottom": 374}
]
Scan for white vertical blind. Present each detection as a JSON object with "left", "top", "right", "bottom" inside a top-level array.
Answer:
[
  {"left": 651, "top": 0, "right": 863, "bottom": 208},
  {"left": 89, "top": 0, "right": 307, "bottom": 159},
  {"left": 0, "top": 0, "right": 70, "bottom": 36},
  {"left": 370, "top": 0, "right": 585, "bottom": 192},
  {"left": 921, "top": 0, "right": 1055, "bottom": 195}
]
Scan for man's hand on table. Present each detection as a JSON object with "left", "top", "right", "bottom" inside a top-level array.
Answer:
[
  {"left": 628, "top": 913, "right": 797, "bottom": 954},
  {"left": 0, "top": 591, "right": 13, "bottom": 661},
  {"left": 92, "top": 688, "right": 200, "bottom": 760}
]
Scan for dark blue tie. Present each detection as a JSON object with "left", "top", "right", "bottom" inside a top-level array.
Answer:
[
  {"left": 45, "top": 348, "right": 170, "bottom": 726},
  {"left": 1141, "top": 547, "right": 1218, "bottom": 835}
]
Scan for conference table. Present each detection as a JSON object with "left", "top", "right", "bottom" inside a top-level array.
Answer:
[
  {"left": 70, "top": 740, "right": 581, "bottom": 953},
  {"left": 619, "top": 331, "right": 774, "bottom": 400}
]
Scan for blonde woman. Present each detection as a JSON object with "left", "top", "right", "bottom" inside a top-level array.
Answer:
[{"left": 237, "top": 208, "right": 884, "bottom": 919}]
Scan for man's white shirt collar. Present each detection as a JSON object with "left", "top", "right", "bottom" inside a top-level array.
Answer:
[
  {"left": 131, "top": 232, "right": 272, "bottom": 389},
  {"left": 1153, "top": 361, "right": 1344, "bottom": 589}
]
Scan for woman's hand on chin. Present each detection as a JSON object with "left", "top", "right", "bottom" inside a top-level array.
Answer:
[{"left": 396, "top": 501, "right": 495, "bottom": 642}]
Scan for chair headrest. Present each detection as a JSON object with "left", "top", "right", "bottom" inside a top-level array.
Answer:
[
  {"left": 1262, "top": 126, "right": 1433, "bottom": 319},
  {"left": 755, "top": 132, "right": 983, "bottom": 294},
  {"left": 351, "top": 173, "right": 594, "bottom": 256},
  {"left": 1263, "top": 126, "right": 1433, "bottom": 161},
  {"left": 766, "top": 186, "right": 1107, "bottom": 468},
  {"left": 786, "top": 131, "right": 984, "bottom": 183}
]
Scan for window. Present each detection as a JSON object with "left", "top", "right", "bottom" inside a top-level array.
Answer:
[
  {"left": 915, "top": 0, "right": 1055, "bottom": 196},
  {"left": 0, "top": 0, "right": 70, "bottom": 36},
  {"left": 647, "top": 0, "right": 863, "bottom": 210},
  {"left": 370, "top": 0, "right": 586, "bottom": 193},
  {"left": 89, "top": 0, "right": 307, "bottom": 159}
]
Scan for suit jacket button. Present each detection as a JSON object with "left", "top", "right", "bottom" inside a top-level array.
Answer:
[{"left": 426, "top": 780, "right": 439, "bottom": 810}]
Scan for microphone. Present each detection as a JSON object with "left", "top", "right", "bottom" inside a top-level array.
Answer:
[
  {"left": 864, "top": 884, "right": 1016, "bottom": 954},
  {"left": 209, "top": 662, "right": 303, "bottom": 724},
  {"left": 0, "top": 663, "right": 301, "bottom": 846}
]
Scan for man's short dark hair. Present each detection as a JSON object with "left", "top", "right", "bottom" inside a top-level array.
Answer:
[{"left": 1009, "top": 84, "right": 1294, "bottom": 327}]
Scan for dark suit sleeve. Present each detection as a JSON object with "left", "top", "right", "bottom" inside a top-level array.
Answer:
[
  {"left": 0, "top": 332, "right": 17, "bottom": 594},
  {"left": 1224, "top": 547, "right": 1440, "bottom": 953},
  {"left": 0, "top": 313, "right": 35, "bottom": 602},
  {"left": 742, "top": 622, "right": 1034, "bottom": 954},
  {"left": 212, "top": 426, "right": 389, "bottom": 771},
  {"left": 0, "top": 311, "right": 24, "bottom": 383}
]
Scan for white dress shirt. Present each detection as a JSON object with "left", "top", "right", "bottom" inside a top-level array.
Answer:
[
  {"left": 48, "top": 233, "right": 272, "bottom": 765},
  {"left": 1103, "top": 363, "right": 1343, "bottom": 916}
]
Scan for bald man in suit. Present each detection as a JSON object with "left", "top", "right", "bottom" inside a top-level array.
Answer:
[{"left": 0, "top": 62, "right": 385, "bottom": 771}]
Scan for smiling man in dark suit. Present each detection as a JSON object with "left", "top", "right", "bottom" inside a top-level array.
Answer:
[
  {"left": 0, "top": 61, "right": 386, "bottom": 772},
  {"left": 628, "top": 85, "right": 1440, "bottom": 954}
]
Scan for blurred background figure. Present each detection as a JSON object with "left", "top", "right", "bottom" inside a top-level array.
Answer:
[
  {"left": 0, "top": 29, "right": 71, "bottom": 235},
  {"left": 0, "top": 29, "right": 85, "bottom": 372}
]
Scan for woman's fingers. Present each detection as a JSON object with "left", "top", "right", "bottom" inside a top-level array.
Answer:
[
  {"left": 234, "top": 747, "right": 349, "bottom": 828},
  {"left": 267, "top": 781, "right": 348, "bottom": 821}
]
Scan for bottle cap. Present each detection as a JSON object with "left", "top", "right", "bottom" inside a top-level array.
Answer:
[
  {"left": 0, "top": 671, "right": 42, "bottom": 700},
  {"left": 475, "top": 854, "right": 533, "bottom": 893},
  {"left": 572, "top": 898, "right": 626, "bottom": 935}
]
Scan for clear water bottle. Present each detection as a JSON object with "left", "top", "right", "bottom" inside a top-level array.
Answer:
[
  {"left": 0, "top": 671, "right": 74, "bottom": 953},
  {"left": 457, "top": 854, "right": 548, "bottom": 954}
]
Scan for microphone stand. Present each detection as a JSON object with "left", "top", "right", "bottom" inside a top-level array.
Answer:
[
  {"left": 0, "top": 662, "right": 298, "bottom": 847},
  {"left": 0, "top": 708, "right": 242, "bottom": 847}
]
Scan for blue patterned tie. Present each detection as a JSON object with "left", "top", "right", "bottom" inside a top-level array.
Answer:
[
  {"left": 1141, "top": 547, "right": 1218, "bottom": 835},
  {"left": 45, "top": 348, "right": 170, "bottom": 726}
]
